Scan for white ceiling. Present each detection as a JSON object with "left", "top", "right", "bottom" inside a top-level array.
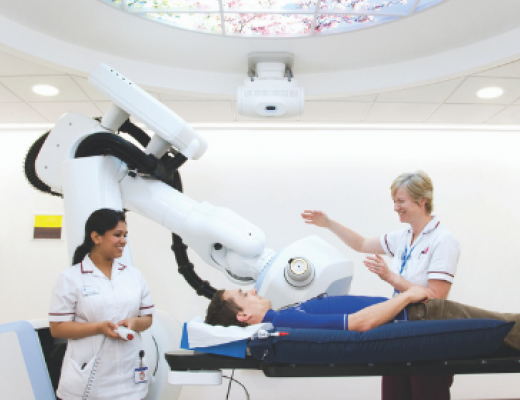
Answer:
[
  {"left": 0, "top": 0, "right": 520, "bottom": 125},
  {"left": 3, "top": 0, "right": 520, "bottom": 74},
  {"left": 1, "top": 48, "right": 520, "bottom": 125}
]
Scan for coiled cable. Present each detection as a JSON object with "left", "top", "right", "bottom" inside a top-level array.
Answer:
[{"left": 82, "top": 336, "right": 106, "bottom": 400}]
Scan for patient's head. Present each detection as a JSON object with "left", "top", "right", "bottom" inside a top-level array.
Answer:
[{"left": 205, "top": 288, "right": 272, "bottom": 327}]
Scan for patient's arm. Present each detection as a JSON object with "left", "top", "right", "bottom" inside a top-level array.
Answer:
[
  {"left": 348, "top": 287, "right": 430, "bottom": 332},
  {"left": 270, "top": 312, "right": 350, "bottom": 330},
  {"left": 268, "top": 289, "right": 427, "bottom": 331}
]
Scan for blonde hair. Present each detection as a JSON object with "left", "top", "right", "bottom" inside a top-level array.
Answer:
[{"left": 391, "top": 170, "right": 434, "bottom": 214}]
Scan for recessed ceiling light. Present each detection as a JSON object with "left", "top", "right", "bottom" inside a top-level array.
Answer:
[
  {"left": 32, "top": 84, "right": 60, "bottom": 96},
  {"left": 476, "top": 87, "right": 503, "bottom": 99}
]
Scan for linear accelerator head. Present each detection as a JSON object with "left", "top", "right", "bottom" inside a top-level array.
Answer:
[{"left": 255, "top": 236, "right": 353, "bottom": 310}]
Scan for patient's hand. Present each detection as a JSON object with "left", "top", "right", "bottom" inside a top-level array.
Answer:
[{"left": 405, "top": 286, "right": 430, "bottom": 304}]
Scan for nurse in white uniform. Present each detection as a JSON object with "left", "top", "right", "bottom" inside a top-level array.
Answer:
[
  {"left": 49, "top": 208, "right": 155, "bottom": 400},
  {"left": 301, "top": 170, "right": 460, "bottom": 400}
]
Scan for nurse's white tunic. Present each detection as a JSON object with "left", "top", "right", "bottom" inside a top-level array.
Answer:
[
  {"left": 380, "top": 215, "right": 460, "bottom": 290},
  {"left": 49, "top": 255, "right": 155, "bottom": 400}
]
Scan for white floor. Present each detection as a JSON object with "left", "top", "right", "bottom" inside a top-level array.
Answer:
[{"left": 177, "top": 370, "right": 520, "bottom": 400}]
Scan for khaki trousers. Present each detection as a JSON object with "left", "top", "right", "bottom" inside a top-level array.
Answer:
[{"left": 407, "top": 299, "right": 520, "bottom": 350}]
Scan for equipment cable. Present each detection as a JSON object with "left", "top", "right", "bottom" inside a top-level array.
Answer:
[
  {"left": 82, "top": 337, "right": 106, "bottom": 400},
  {"left": 23, "top": 131, "right": 62, "bottom": 197},
  {"left": 223, "top": 370, "right": 250, "bottom": 400},
  {"left": 23, "top": 119, "right": 217, "bottom": 299}
]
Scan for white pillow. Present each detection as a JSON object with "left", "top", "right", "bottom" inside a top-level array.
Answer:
[{"left": 186, "top": 316, "right": 273, "bottom": 348}]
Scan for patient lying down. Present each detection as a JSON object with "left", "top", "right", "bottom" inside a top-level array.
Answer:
[{"left": 205, "top": 287, "right": 520, "bottom": 350}]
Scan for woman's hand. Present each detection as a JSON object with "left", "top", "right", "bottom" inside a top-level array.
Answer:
[
  {"left": 363, "top": 254, "right": 391, "bottom": 281},
  {"left": 98, "top": 321, "right": 122, "bottom": 339},
  {"left": 301, "top": 210, "right": 330, "bottom": 228},
  {"left": 50, "top": 320, "right": 121, "bottom": 340},
  {"left": 118, "top": 317, "right": 138, "bottom": 331},
  {"left": 118, "top": 315, "right": 153, "bottom": 333}
]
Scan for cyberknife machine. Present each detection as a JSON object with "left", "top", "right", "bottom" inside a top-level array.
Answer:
[
  {"left": 34, "top": 63, "right": 353, "bottom": 308},
  {"left": 21, "top": 63, "right": 352, "bottom": 399}
]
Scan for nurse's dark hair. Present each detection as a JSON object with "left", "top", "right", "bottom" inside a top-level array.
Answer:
[{"left": 72, "top": 208, "right": 126, "bottom": 265}]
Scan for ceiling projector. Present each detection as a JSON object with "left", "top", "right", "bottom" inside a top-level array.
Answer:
[{"left": 237, "top": 52, "right": 304, "bottom": 118}]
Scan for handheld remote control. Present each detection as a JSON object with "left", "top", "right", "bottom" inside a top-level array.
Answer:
[{"left": 115, "top": 326, "right": 135, "bottom": 341}]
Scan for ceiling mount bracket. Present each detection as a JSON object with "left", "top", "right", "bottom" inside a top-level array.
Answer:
[
  {"left": 286, "top": 67, "right": 293, "bottom": 82},
  {"left": 247, "top": 52, "right": 295, "bottom": 78}
]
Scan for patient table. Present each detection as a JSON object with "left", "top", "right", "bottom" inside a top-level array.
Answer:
[{"left": 166, "top": 347, "right": 520, "bottom": 379}]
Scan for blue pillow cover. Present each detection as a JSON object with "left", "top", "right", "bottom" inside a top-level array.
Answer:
[
  {"left": 248, "top": 319, "right": 513, "bottom": 364},
  {"left": 180, "top": 323, "right": 249, "bottom": 358}
]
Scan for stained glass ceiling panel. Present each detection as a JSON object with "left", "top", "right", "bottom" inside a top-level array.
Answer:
[
  {"left": 126, "top": 0, "right": 219, "bottom": 11},
  {"left": 224, "top": 13, "right": 313, "bottom": 35},
  {"left": 100, "top": 0, "right": 447, "bottom": 37},
  {"left": 145, "top": 13, "right": 222, "bottom": 32},
  {"left": 319, "top": 0, "right": 413, "bottom": 15},
  {"left": 222, "top": 0, "right": 318, "bottom": 12},
  {"left": 315, "top": 14, "right": 394, "bottom": 34}
]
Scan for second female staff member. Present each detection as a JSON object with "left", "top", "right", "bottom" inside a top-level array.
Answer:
[
  {"left": 49, "top": 209, "right": 154, "bottom": 400},
  {"left": 302, "top": 170, "right": 460, "bottom": 400}
]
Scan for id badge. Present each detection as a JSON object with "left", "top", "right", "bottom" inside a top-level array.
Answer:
[
  {"left": 82, "top": 286, "right": 100, "bottom": 296},
  {"left": 135, "top": 367, "right": 149, "bottom": 384}
]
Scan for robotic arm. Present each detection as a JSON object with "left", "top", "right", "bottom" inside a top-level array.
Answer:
[
  {"left": 118, "top": 172, "right": 273, "bottom": 284},
  {"left": 30, "top": 64, "right": 352, "bottom": 309},
  {"left": 89, "top": 64, "right": 206, "bottom": 161}
]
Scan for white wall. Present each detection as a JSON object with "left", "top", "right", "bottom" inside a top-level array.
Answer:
[{"left": 1, "top": 127, "right": 520, "bottom": 399}]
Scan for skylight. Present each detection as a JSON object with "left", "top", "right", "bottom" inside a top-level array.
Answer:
[{"left": 100, "top": 0, "right": 446, "bottom": 37}]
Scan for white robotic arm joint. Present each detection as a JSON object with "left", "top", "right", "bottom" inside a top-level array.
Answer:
[{"left": 89, "top": 64, "right": 208, "bottom": 160}]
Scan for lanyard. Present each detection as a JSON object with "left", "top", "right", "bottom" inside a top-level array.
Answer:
[
  {"left": 399, "top": 245, "right": 416, "bottom": 275},
  {"left": 394, "top": 244, "right": 416, "bottom": 297}
]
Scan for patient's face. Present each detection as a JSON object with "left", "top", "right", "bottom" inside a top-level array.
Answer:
[{"left": 224, "top": 288, "right": 271, "bottom": 320}]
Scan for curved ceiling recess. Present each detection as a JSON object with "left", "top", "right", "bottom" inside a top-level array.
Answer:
[
  {"left": 2, "top": 0, "right": 520, "bottom": 97},
  {"left": 101, "top": 0, "right": 445, "bottom": 37}
]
